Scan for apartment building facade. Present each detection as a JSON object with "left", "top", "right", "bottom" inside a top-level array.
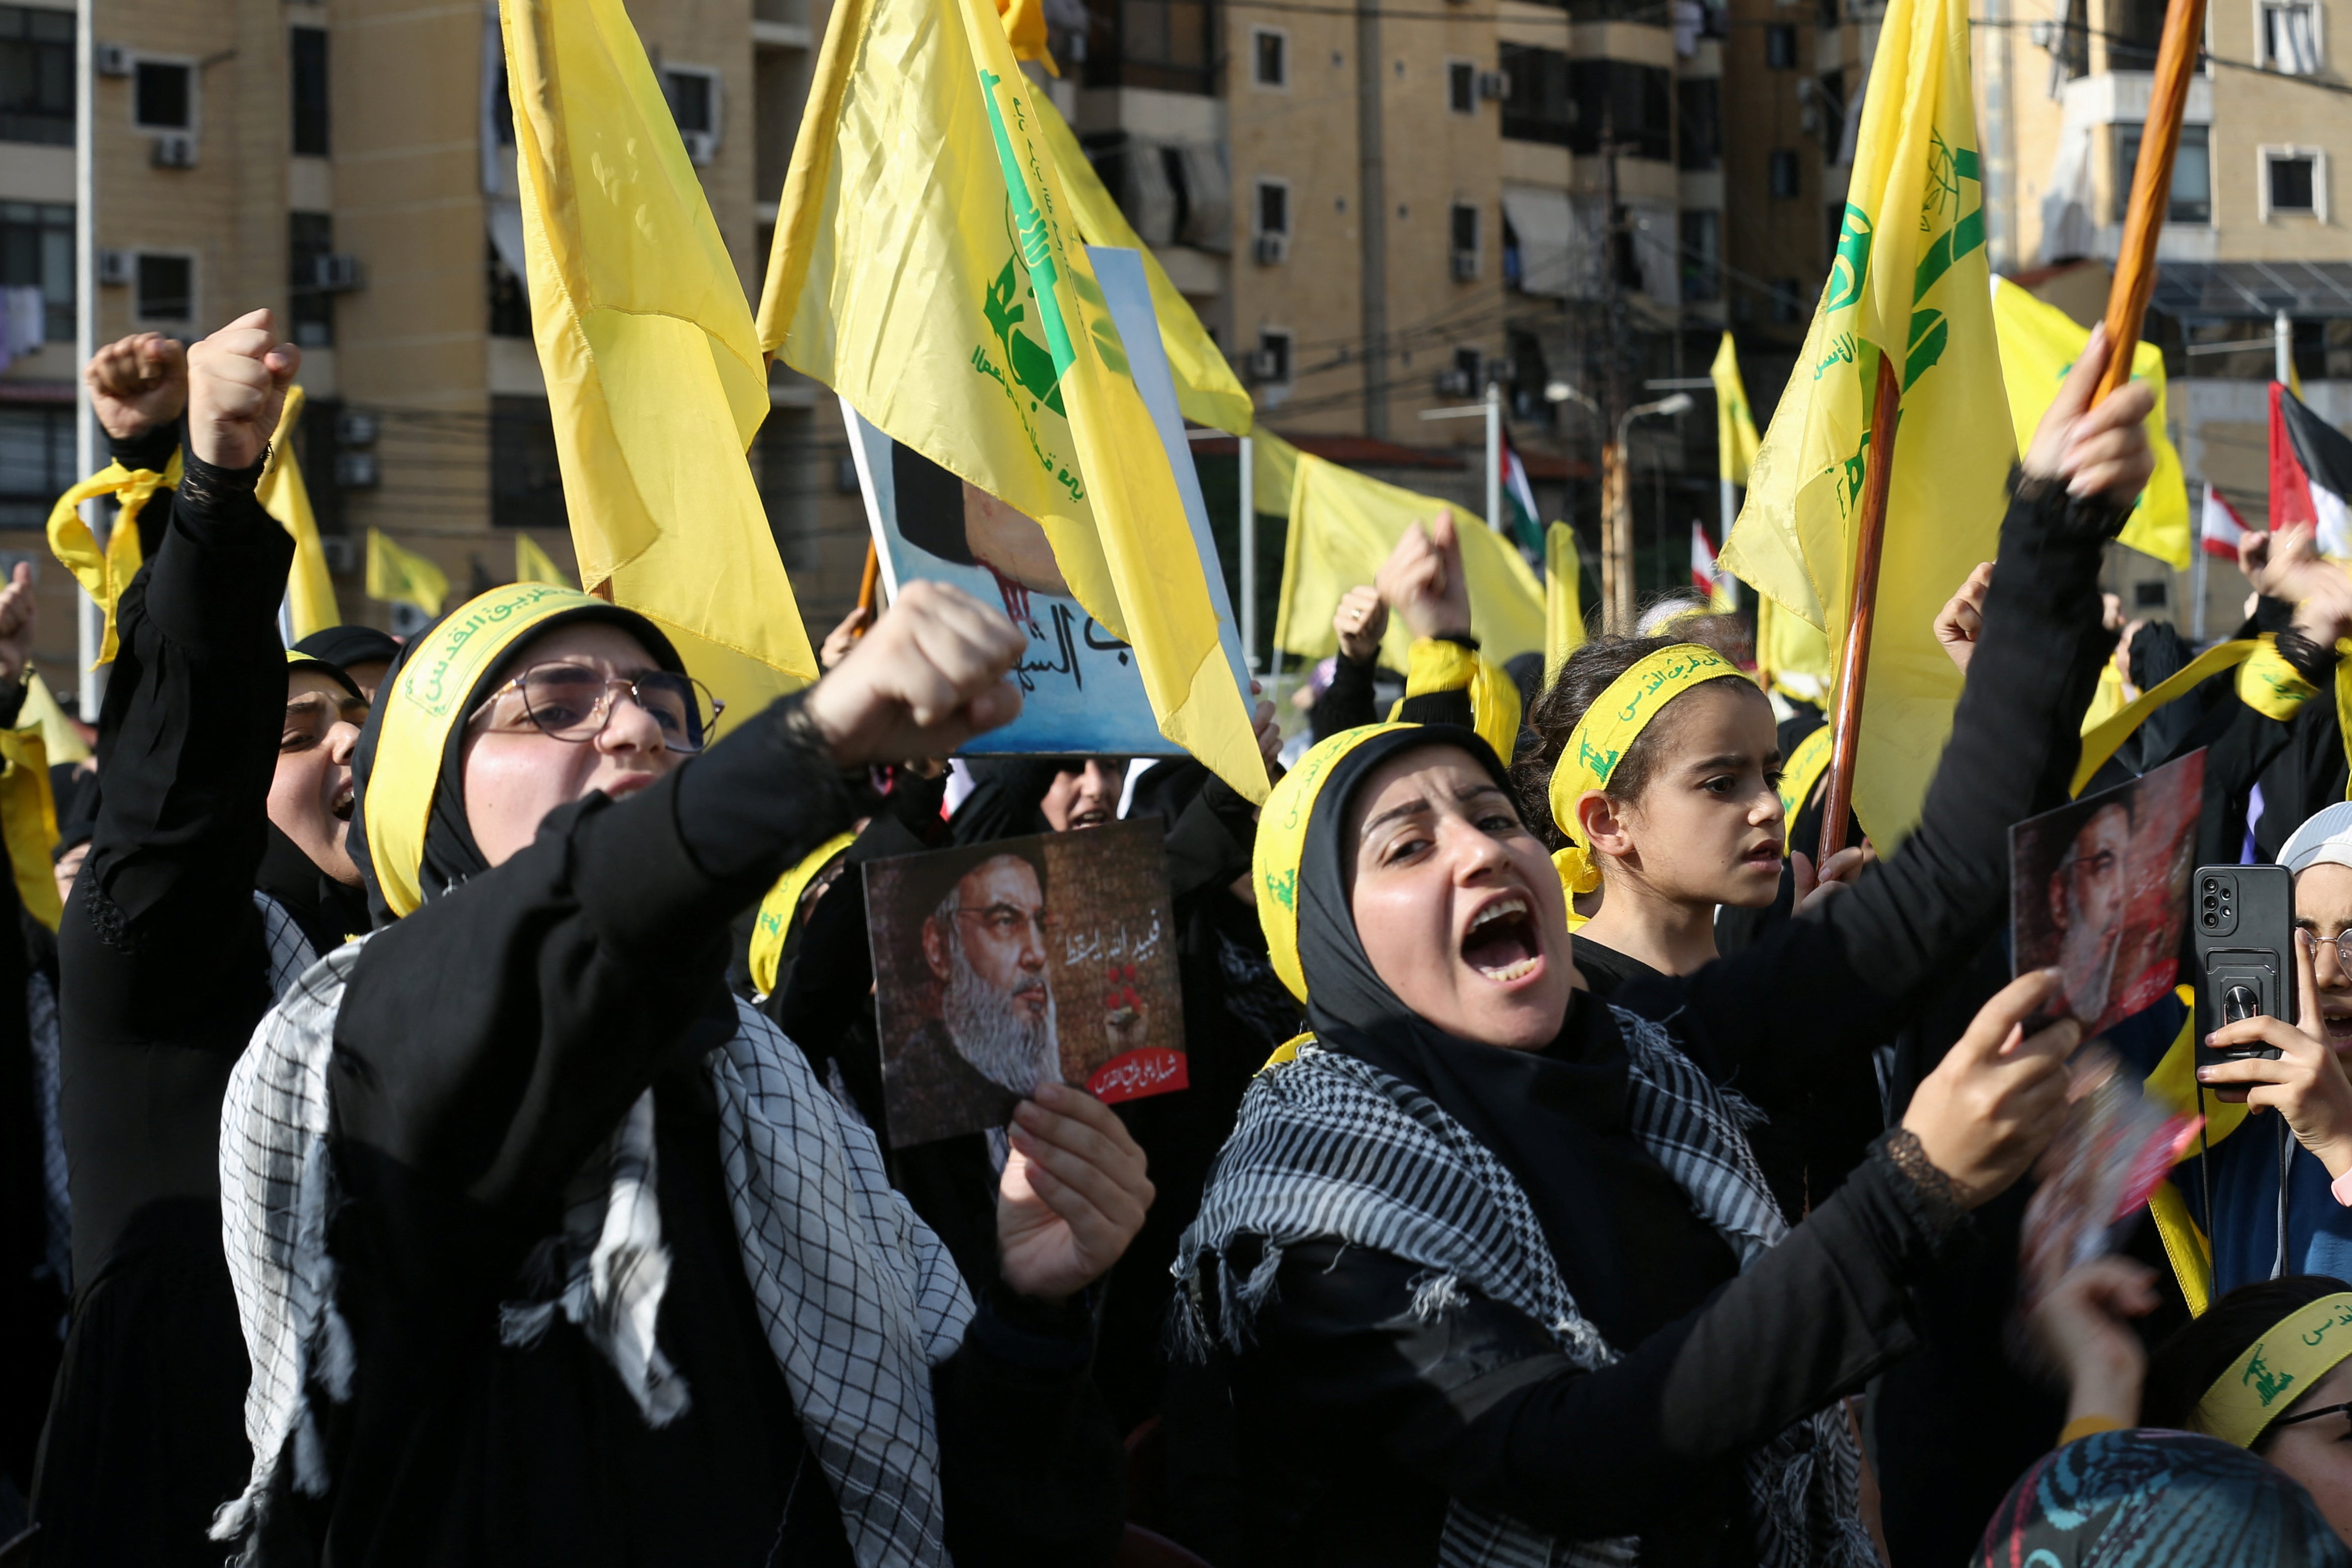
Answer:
[{"left": 0, "top": 0, "right": 866, "bottom": 680}]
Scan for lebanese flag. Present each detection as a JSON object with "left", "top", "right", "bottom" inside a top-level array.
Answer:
[
  {"left": 2270, "top": 382, "right": 2352, "bottom": 557},
  {"left": 1691, "top": 521, "right": 1736, "bottom": 610},
  {"left": 2201, "top": 483, "right": 2250, "bottom": 559},
  {"left": 1498, "top": 429, "right": 1542, "bottom": 554}
]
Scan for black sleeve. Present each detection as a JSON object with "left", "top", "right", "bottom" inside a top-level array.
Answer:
[
  {"left": 65, "top": 449, "right": 288, "bottom": 1042},
  {"left": 1311, "top": 654, "right": 1380, "bottom": 740},
  {"left": 329, "top": 694, "right": 862, "bottom": 1229},
  {"left": 1238, "top": 1139, "right": 1961, "bottom": 1539},
  {"left": 935, "top": 1288, "right": 1125, "bottom": 1566},
  {"left": 1163, "top": 775, "right": 1257, "bottom": 902},
  {"left": 1656, "top": 474, "right": 2122, "bottom": 1092},
  {"left": 107, "top": 422, "right": 182, "bottom": 561}
]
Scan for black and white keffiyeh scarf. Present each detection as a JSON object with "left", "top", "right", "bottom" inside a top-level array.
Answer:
[
  {"left": 1172, "top": 1010, "right": 1878, "bottom": 1568},
  {"left": 213, "top": 938, "right": 976, "bottom": 1567}
]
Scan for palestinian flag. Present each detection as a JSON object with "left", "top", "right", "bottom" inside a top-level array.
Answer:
[
  {"left": 1691, "top": 521, "right": 1736, "bottom": 612},
  {"left": 2201, "top": 483, "right": 2250, "bottom": 559},
  {"left": 2269, "top": 382, "right": 2352, "bottom": 557},
  {"left": 1499, "top": 427, "right": 1543, "bottom": 555}
]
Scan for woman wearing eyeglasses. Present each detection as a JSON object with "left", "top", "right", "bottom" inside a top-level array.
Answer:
[
  {"left": 2148, "top": 803, "right": 2352, "bottom": 1298},
  {"left": 212, "top": 571, "right": 1152, "bottom": 1567}
]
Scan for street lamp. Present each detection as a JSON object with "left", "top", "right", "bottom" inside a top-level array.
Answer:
[{"left": 1601, "top": 393, "right": 1693, "bottom": 630}]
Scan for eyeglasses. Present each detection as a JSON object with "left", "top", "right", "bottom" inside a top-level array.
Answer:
[
  {"left": 2297, "top": 928, "right": 2352, "bottom": 972},
  {"left": 468, "top": 663, "right": 724, "bottom": 754},
  {"left": 955, "top": 903, "right": 1057, "bottom": 943},
  {"left": 2272, "top": 1399, "right": 2352, "bottom": 1433}
]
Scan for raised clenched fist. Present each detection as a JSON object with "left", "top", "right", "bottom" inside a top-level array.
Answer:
[
  {"left": 84, "top": 332, "right": 187, "bottom": 443},
  {"left": 185, "top": 309, "right": 300, "bottom": 471}
]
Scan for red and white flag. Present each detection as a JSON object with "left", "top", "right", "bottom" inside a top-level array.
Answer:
[
  {"left": 2200, "top": 483, "right": 2250, "bottom": 560},
  {"left": 2270, "top": 382, "right": 2352, "bottom": 557},
  {"left": 1691, "top": 521, "right": 1736, "bottom": 611}
]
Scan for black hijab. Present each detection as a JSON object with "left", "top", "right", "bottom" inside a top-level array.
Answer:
[{"left": 1291, "top": 723, "right": 1732, "bottom": 1339}]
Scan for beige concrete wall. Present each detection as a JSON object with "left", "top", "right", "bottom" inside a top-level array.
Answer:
[{"left": 1720, "top": 0, "right": 1831, "bottom": 350}]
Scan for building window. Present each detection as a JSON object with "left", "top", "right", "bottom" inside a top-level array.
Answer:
[
  {"left": 288, "top": 211, "right": 334, "bottom": 348},
  {"left": 492, "top": 397, "right": 570, "bottom": 530},
  {"left": 0, "top": 200, "right": 71, "bottom": 342},
  {"left": 1446, "top": 58, "right": 1475, "bottom": 114},
  {"left": 2113, "top": 122, "right": 2210, "bottom": 224},
  {"left": 1452, "top": 345, "right": 1482, "bottom": 386},
  {"left": 0, "top": 404, "right": 73, "bottom": 528},
  {"left": 1254, "top": 177, "right": 1289, "bottom": 237},
  {"left": 1771, "top": 277, "right": 1806, "bottom": 323},
  {"left": 1082, "top": 0, "right": 1214, "bottom": 95},
  {"left": 1251, "top": 27, "right": 1287, "bottom": 87},
  {"left": 1450, "top": 202, "right": 1479, "bottom": 277},
  {"left": 2261, "top": 0, "right": 2323, "bottom": 72},
  {"left": 133, "top": 59, "right": 193, "bottom": 130},
  {"left": 1257, "top": 328, "right": 1292, "bottom": 385},
  {"left": 1499, "top": 43, "right": 1574, "bottom": 147},
  {"left": 1677, "top": 77, "right": 1720, "bottom": 170},
  {"left": 2265, "top": 148, "right": 2321, "bottom": 217},
  {"left": 1569, "top": 57, "right": 1672, "bottom": 159},
  {"left": 135, "top": 252, "right": 192, "bottom": 322},
  {"left": 1765, "top": 24, "right": 1798, "bottom": 67},
  {"left": 1818, "top": 68, "right": 1848, "bottom": 158},
  {"left": 1769, "top": 149, "right": 1801, "bottom": 199},
  {"left": 290, "top": 27, "right": 328, "bottom": 156},
  {"left": 0, "top": 7, "right": 72, "bottom": 147},
  {"left": 488, "top": 237, "right": 529, "bottom": 338},
  {"left": 2105, "top": 0, "right": 2167, "bottom": 68},
  {"left": 661, "top": 65, "right": 720, "bottom": 160},
  {"left": 1680, "top": 209, "right": 1721, "bottom": 301}
]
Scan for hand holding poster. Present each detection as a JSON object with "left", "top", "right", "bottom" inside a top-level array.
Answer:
[
  {"left": 866, "top": 820, "right": 1187, "bottom": 1148},
  {"left": 2009, "top": 749, "right": 2204, "bottom": 1036}
]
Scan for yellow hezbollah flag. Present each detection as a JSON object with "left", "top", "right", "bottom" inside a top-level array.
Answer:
[
  {"left": 1755, "top": 593, "right": 1837, "bottom": 706},
  {"left": 1026, "top": 94, "right": 1250, "bottom": 437},
  {"left": 366, "top": 528, "right": 448, "bottom": 618},
  {"left": 1545, "top": 521, "right": 1585, "bottom": 681},
  {"left": 1718, "top": 0, "right": 2011, "bottom": 846},
  {"left": 1712, "top": 332, "right": 1760, "bottom": 484},
  {"left": 515, "top": 531, "right": 573, "bottom": 587},
  {"left": 256, "top": 386, "right": 340, "bottom": 640},
  {"left": 1990, "top": 276, "right": 2188, "bottom": 570},
  {"left": 995, "top": 0, "right": 1056, "bottom": 73},
  {"left": 1272, "top": 451, "right": 1545, "bottom": 670},
  {"left": 761, "top": 0, "right": 1263, "bottom": 800},
  {"left": 501, "top": 0, "right": 816, "bottom": 728}
]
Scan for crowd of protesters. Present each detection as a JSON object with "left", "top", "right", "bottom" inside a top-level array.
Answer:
[{"left": 3, "top": 307, "right": 2352, "bottom": 1568}]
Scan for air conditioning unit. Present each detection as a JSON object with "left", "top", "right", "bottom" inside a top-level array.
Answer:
[
  {"left": 320, "top": 536, "right": 358, "bottom": 573},
  {"left": 308, "top": 253, "right": 363, "bottom": 291},
  {"left": 1253, "top": 232, "right": 1289, "bottom": 265},
  {"left": 680, "top": 130, "right": 718, "bottom": 165},
  {"left": 333, "top": 452, "right": 379, "bottom": 488},
  {"left": 1245, "top": 349, "right": 1284, "bottom": 382},
  {"left": 96, "top": 249, "right": 132, "bottom": 286},
  {"left": 1435, "top": 368, "right": 1476, "bottom": 398},
  {"left": 335, "top": 409, "right": 379, "bottom": 446},
  {"left": 151, "top": 133, "right": 197, "bottom": 169},
  {"left": 1476, "top": 69, "right": 1508, "bottom": 100},
  {"left": 1451, "top": 251, "right": 1479, "bottom": 281},
  {"left": 94, "top": 43, "right": 132, "bottom": 77}
]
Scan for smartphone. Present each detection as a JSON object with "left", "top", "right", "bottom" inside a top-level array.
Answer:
[{"left": 2193, "top": 863, "right": 2294, "bottom": 1070}]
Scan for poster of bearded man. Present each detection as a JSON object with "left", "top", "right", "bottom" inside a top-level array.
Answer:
[
  {"left": 2010, "top": 749, "right": 2205, "bottom": 1037},
  {"left": 866, "top": 820, "right": 1189, "bottom": 1148}
]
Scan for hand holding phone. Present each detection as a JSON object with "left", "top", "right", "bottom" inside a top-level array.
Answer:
[
  {"left": 2194, "top": 865, "right": 2296, "bottom": 1071},
  {"left": 2197, "top": 927, "right": 2352, "bottom": 1182}
]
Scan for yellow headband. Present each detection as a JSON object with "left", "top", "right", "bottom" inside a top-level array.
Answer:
[
  {"left": 2192, "top": 1293, "right": 2352, "bottom": 1448},
  {"left": 1253, "top": 723, "right": 1419, "bottom": 1003},
  {"left": 746, "top": 830, "right": 857, "bottom": 997},
  {"left": 364, "top": 580, "right": 610, "bottom": 918},
  {"left": 1546, "top": 642, "right": 1738, "bottom": 896}
]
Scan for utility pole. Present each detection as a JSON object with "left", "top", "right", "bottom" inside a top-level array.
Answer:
[
  {"left": 1599, "top": 127, "right": 1636, "bottom": 631},
  {"left": 73, "top": 0, "right": 100, "bottom": 717},
  {"left": 1483, "top": 379, "right": 1502, "bottom": 535},
  {"left": 1355, "top": 0, "right": 1388, "bottom": 440}
]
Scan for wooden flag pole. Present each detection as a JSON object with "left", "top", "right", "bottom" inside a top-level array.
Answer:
[
  {"left": 2096, "top": 0, "right": 2207, "bottom": 401},
  {"left": 1817, "top": 352, "right": 1902, "bottom": 865},
  {"left": 852, "top": 539, "right": 881, "bottom": 640}
]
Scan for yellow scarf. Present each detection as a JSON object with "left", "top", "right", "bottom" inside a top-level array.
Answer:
[
  {"left": 46, "top": 451, "right": 182, "bottom": 667},
  {"left": 746, "top": 831, "right": 857, "bottom": 997},
  {"left": 0, "top": 719, "right": 58, "bottom": 929},
  {"left": 1545, "top": 642, "right": 1736, "bottom": 897},
  {"left": 363, "top": 581, "right": 612, "bottom": 918},
  {"left": 2071, "top": 637, "right": 2259, "bottom": 798}
]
